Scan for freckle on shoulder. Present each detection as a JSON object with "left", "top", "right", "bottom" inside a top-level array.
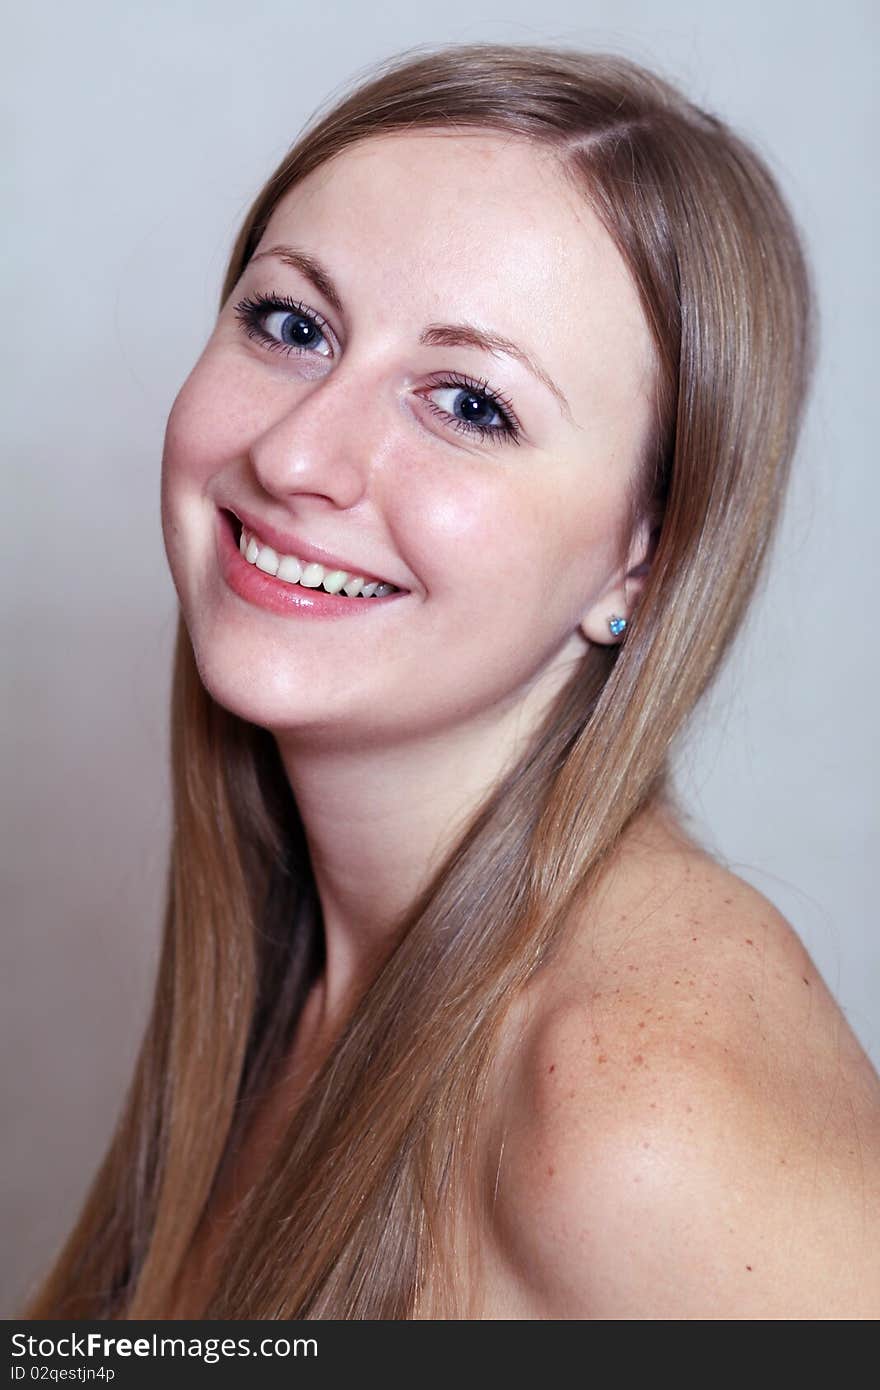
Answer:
[
  {"left": 505, "top": 796, "right": 876, "bottom": 1166},
  {"left": 486, "top": 801, "right": 880, "bottom": 1316},
  {"left": 546, "top": 801, "right": 824, "bottom": 1025}
]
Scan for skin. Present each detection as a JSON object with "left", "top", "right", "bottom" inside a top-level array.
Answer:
[
  {"left": 161, "top": 130, "right": 655, "bottom": 1020},
  {"left": 161, "top": 130, "right": 880, "bottom": 1318},
  {"left": 471, "top": 814, "right": 880, "bottom": 1318}
]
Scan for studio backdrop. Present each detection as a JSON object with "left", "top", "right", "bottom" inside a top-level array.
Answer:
[{"left": 3, "top": 0, "right": 876, "bottom": 1318}]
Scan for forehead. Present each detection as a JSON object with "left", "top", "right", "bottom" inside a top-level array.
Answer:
[{"left": 258, "top": 131, "right": 656, "bottom": 428}]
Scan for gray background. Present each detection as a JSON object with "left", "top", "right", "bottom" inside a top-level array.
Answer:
[{"left": 3, "top": 0, "right": 877, "bottom": 1317}]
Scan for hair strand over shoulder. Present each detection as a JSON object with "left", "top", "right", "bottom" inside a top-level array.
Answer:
[{"left": 23, "top": 39, "right": 815, "bottom": 1321}]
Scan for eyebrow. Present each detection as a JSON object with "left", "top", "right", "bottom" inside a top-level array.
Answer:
[{"left": 248, "top": 244, "right": 573, "bottom": 421}]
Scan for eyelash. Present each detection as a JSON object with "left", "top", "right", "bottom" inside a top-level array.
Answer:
[{"left": 232, "top": 290, "right": 523, "bottom": 446}]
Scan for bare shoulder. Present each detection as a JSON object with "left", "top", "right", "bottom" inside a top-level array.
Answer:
[{"left": 485, "top": 803, "right": 880, "bottom": 1319}]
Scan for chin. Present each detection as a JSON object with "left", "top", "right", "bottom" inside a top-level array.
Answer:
[
  {"left": 182, "top": 628, "right": 382, "bottom": 746},
  {"left": 186, "top": 631, "right": 301, "bottom": 730}
]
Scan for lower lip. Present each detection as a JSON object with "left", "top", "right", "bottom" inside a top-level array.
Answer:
[{"left": 216, "top": 510, "right": 408, "bottom": 619}]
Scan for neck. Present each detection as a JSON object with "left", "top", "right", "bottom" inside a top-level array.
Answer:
[{"left": 274, "top": 648, "right": 580, "bottom": 1031}]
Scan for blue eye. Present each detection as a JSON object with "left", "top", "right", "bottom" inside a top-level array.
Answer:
[
  {"left": 418, "top": 372, "right": 522, "bottom": 446},
  {"left": 233, "top": 291, "right": 333, "bottom": 358},
  {"left": 232, "top": 290, "right": 523, "bottom": 445}
]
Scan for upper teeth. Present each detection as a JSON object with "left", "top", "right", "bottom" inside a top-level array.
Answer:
[{"left": 239, "top": 526, "right": 399, "bottom": 598}]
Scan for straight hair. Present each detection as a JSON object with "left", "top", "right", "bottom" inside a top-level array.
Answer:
[{"left": 24, "top": 41, "right": 815, "bottom": 1319}]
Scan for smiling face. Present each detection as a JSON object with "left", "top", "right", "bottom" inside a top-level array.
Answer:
[{"left": 161, "top": 131, "right": 658, "bottom": 748}]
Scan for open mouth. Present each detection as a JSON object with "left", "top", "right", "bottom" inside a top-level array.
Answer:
[{"left": 223, "top": 510, "right": 403, "bottom": 600}]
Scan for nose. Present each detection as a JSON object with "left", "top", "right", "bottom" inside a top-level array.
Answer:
[{"left": 248, "top": 367, "right": 374, "bottom": 510}]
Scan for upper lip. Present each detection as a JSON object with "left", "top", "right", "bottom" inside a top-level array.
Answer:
[{"left": 225, "top": 505, "right": 408, "bottom": 590}]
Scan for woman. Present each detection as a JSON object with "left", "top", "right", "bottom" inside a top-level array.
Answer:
[{"left": 24, "top": 41, "right": 880, "bottom": 1320}]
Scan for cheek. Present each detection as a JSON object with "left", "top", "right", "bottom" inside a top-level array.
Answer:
[
  {"left": 393, "top": 467, "right": 611, "bottom": 687},
  {"left": 161, "top": 366, "right": 233, "bottom": 496},
  {"left": 399, "top": 467, "right": 548, "bottom": 620},
  {"left": 159, "top": 365, "right": 234, "bottom": 594},
  {"left": 419, "top": 464, "right": 626, "bottom": 619},
  {"left": 553, "top": 487, "right": 627, "bottom": 588},
  {"left": 406, "top": 459, "right": 622, "bottom": 599}
]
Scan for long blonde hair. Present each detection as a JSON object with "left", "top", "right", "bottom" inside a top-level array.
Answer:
[{"left": 24, "top": 41, "right": 815, "bottom": 1319}]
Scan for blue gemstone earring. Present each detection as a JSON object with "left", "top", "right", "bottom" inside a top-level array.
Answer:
[{"left": 608, "top": 615, "right": 628, "bottom": 637}]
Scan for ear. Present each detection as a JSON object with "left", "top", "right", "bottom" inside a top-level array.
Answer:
[{"left": 579, "top": 514, "right": 657, "bottom": 646}]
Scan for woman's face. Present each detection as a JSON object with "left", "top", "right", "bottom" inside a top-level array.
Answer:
[{"left": 161, "top": 131, "right": 657, "bottom": 746}]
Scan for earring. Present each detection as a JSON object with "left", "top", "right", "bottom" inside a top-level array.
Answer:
[{"left": 608, "top": 614, "right": 627, "bottom": 637}]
